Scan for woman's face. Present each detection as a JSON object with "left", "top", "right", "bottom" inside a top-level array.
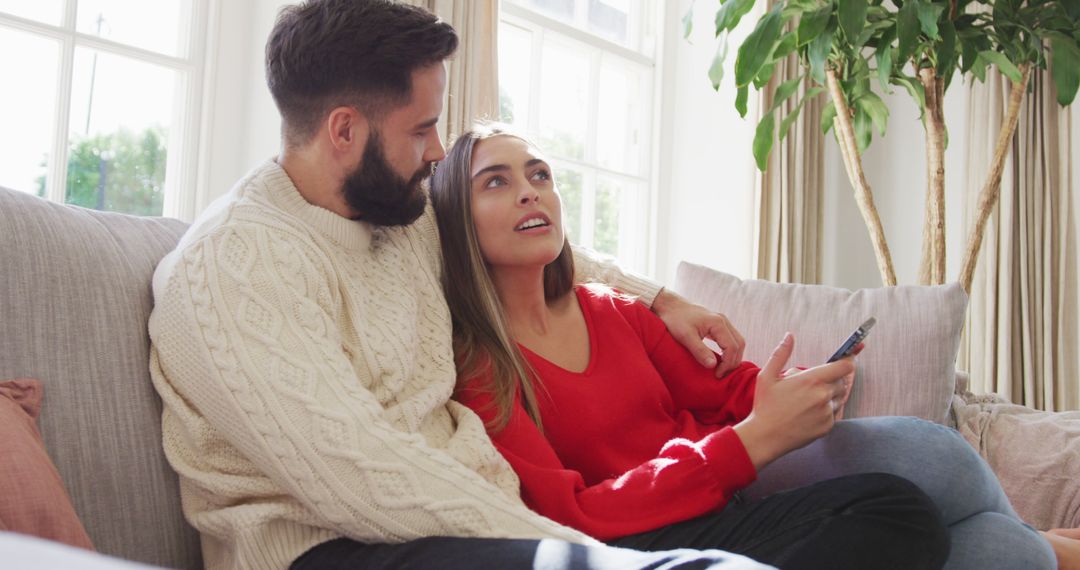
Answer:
[{"left": 469, "top": 135, "right": 565, "bottom": 270}]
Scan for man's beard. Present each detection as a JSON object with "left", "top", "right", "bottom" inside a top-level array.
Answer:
[{"left": 343, "top": 131, "right": 430, "bottom": 227}]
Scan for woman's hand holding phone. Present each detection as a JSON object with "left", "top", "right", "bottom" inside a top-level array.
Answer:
[{"left": 733, "top": 333, "right": 856, "bottom": 471}]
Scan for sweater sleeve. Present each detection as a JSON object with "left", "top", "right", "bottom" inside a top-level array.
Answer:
[
  {"left": 150, "top": 226, "right": 596, "bottom": 545},
  {"left": 620, "top": 297, "right": 759, "bottom": 426},
  {"left": 456, "top": 384, "right": 756, "bottom": 541},
  {"left": 571, "top": 245, "right": 662, "bottom": 307}
]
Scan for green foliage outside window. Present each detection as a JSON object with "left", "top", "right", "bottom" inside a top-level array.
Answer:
[{"left": 36, "top": 126, "right": 168, "bottom": 217}]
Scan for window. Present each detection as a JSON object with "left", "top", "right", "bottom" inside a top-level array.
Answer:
[
  {"left": 0, "top": 0, "right": 209, "bottom": 218},
  {"left": 498, "top": 0, "right": 660, "bottom": 272}
]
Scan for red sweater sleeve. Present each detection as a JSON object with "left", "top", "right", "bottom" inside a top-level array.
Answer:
[
  {"left": 456, "top": 383, "right": 756, "bottom": 540},
  {"left": 618, "top": 298, "right": 759, "bottom": 425}
]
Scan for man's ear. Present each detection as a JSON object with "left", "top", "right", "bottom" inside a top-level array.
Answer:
[{"left": 325, "top": 106, "right": 371, "bottom": 154}]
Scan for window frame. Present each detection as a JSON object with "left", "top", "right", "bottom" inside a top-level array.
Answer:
[
  {"left": 499, "top": 0, "right": 664, "bottom": 273},
  {"left": 0, "top": 0, "right": 213, "bottom": 220}
]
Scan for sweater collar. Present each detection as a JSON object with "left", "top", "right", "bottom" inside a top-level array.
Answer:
[{"left": 256, "top": 158, "right": 373, "bottom": 251}]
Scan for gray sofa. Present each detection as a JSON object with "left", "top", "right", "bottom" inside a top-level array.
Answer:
[
  {"left": 2, "top": 185, "right": 1075, "bottom": 568},
  {"left": 0, "top": 187, "right": 201, "bottom": 568}
]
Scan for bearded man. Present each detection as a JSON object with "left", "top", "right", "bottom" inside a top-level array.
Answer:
[{"left": 147, "top": 1, "right": 753, "bottom": 569}]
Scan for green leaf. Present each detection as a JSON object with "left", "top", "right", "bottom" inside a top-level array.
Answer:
[
  {"left": 891, "top": 75, "right": 927, "bottom": 118},
  {"left": 970, "top": 53, "right": 988, "bottom": 83},
  {"left": 754, "top": 60, "right": 778, "bottom": 89},
  {"left": 1049, "top": 35, "right": 1080, "bottom": 105},
  {"left": 980, "top": 50, "right": 1023, "bottom": 83},
  {"left": 917, "top": 2, "right": 946, "bottom": 40},
  {"left": 838, "top": 0, "right": 867, "bottom": 45},
  {"left": 876, "top": 47, "right": 894, "bottom": 93},
  {"left": 797, "top": 6, "right": 832, "bottom": 47},
  {"left": 856, "top": 91, "right": 890, "bottom": 137},
  {"left": 709, "top": 39, "right": 729, "bottom": 90},
  {"left": 960, "top": 36, "right": 978, "bottom": 73},
  {"left": 821, "top": 100, "right": 837, "bottom": 134},
  {"left": 936, "top": 21, "right": 957, "bottom": 76},
  {"left": 735, "top": 4, "right": 785, "bottom": 87},
  {"left": 1064, "top": 0, "right": 1080, "bottom": 20},
  {"left": 682, "top": 2, "right": 694, "bottom": 40},
  {"left": 808, "top": 28, "right": 834, "bottom": 85},
  {"left": 773, "top": 32, "right": 798, "bottom": 61},
  {"left": 897, "top": 0, "right": 920, "bottom": 63},
  {"left": 753, "top": 109, "right": 776, "bottom": 171},
  {"left": 779, "top": 86, "right": 826, "bottom": 140},
  {"left": 715, "top": 0, "right": 757, "bottom": 36},
  {"left": 772, "top": 74, "right": 805, "bottom": 112},
  {"left": 854, "top": 107, "right": 873, "bottom": 153},
  {"left": 736, "top": 84, "right": 749, "bottom": 118}
]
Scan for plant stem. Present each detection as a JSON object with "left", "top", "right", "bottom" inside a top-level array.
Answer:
[
  {"left": 918, "top": 67, "right": 947, "bottom": 285},
  {"left": 826, "top": 68, "right": 898, "bottom": 286},
  {"left": 957, "top": 64, "right": 1032, "bottom": 292}
]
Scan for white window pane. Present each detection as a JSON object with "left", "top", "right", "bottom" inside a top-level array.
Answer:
[
  {"left": 555, "top": 166, "right": 583, "bottom": 243},
  {"left": 66, "top": 47, "right": 176, "bottom": 216},
  {"left": 521, "top": 0, "right": 576, "bottom": 23},
  {"left": 77, "top": 0, "right": 191, "bottom": 56},
  {"left": 0, "top": 27, "right": 59, "bottom": 195},
  {"left": 0, "top": 0, "right": 63, "bottom": 25},
  {"left": 596, "top": 59, "right": 642, "bottom": 175},
  {"left": 498, "top": 22, "right": 532, "bottom": 128},
  {"left": 538, "top": 40, "right": 589, "bottom": 161},
  {"left": 587, "top": 0, "right": 628, "bottom": 44},
  {"left": 594, "top": 176, "right": 621, "bottom": 256}
]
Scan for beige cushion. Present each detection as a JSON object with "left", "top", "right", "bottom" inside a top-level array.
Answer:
[
  {"left": 673, "top": 262, "right": 968, "bottom": 424},
  {"left": 0, "top": 188, "right": 199, "bottom": 569}
]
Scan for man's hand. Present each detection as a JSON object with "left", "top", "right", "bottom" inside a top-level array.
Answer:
[{"left": 652, "top": 289, "right": 745, "bottom": 377}]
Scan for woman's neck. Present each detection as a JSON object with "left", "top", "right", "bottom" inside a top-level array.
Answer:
[{"left": 490, "top": 266, "right": 570, "bottom": 337}]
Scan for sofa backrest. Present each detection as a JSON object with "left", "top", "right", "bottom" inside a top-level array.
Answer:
[{"left": 0, "top": 187, "right": 201, "bottom": 569}]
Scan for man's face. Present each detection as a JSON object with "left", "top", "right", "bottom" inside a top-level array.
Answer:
[{"left": 344, "top": 64, "right": 447, "bottom": 226}]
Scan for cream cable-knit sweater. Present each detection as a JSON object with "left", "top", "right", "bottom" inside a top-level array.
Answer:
[{"left": 148, "top": 160, "right": 661, "bottom": 570}]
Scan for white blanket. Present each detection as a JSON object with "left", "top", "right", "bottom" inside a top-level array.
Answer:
[{"left": 950, "top": 391, "right": 1080, "bottom": 530}]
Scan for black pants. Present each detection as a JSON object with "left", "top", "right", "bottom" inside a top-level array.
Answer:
[{"left": 291, "top": 473, "right": 949, "bottom": 570}]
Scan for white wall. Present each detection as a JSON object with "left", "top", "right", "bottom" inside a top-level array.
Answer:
[
  {"left": 651, "top": 0, "right": 761, "bottom": 284},
  {"left": 822, "top": 84, "right": 967, "bottom": 289},
  {"left": 198, "top": 0, "right": 286, "bottom": 208},
  {"left": 822, "top": 80, "right": 1080, "bottom": 289}
]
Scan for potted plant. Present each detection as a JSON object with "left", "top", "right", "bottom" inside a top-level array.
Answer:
[{"left": 692, "top": 0, "right": 1080, "bottom": 289}]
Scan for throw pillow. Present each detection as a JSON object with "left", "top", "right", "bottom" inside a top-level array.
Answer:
[
  {"left": 0, "top": 379, "right": 94, "bottom": 550},
  {"left": 673, "top": 262, "right": 968, "bottom": 424}
]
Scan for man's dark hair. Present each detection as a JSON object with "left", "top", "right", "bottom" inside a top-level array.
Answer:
[{"left": 266, "top": 0, "right": 458, "bottom": 147}]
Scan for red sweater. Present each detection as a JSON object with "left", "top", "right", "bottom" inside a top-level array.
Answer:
[{"left": 456, "top": 284, "right": 761, "bottom": 540}]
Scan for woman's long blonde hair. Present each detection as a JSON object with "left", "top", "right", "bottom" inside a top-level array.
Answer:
[{"left": 430, "top": 124, "right": 574, "bottom": 432}]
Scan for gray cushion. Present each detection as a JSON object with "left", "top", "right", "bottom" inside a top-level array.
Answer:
[
  {"left": 673, "top": 262, "right": 968, "bottom": 424},
  {"left": 0, "top": 188, "right": 199, "bottom": 569}
]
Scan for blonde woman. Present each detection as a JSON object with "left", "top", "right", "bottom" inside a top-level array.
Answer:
[{"left": 429, "top": 124, "right": 1061, "bottom": 570}]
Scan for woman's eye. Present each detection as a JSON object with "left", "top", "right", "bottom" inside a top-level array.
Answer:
[
  {"left": 485, "top": 176, "right": 507, "bottom": 188},
  {"left": 532, "top": 169, "right": 551, "bottom": 181}
]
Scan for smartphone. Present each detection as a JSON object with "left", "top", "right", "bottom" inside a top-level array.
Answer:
[{"left": 826, "top": 317, "right": 876, "bottom": 363}]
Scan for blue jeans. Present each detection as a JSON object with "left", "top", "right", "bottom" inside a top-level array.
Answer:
[{"left": 743, "top": 416, "right": 1056, "bottom": 570}]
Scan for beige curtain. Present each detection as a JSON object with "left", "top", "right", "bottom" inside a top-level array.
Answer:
[
  {"left": 752, "top": 3, "right": 824, "bottom": 284},
  {"left": 959, "top": 68, "right": 1079, "bottom": 412},
  {"left": 406, "top": 0, "right": 500, "bottom": 142}
]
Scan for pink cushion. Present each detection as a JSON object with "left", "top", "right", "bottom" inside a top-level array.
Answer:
[{"left": 0, "top": 379, "right": 94, "bottom": 550}]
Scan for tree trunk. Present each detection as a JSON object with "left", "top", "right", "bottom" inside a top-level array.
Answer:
[
  {"left": 957, "top": 64, "right": 1032, "bottom": 292},
  {"left": 918, "top": 67, "right": 947, "bottom": 285},
  {"left": 826, "top": 68, "right": 898, "bottom": 286}
]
